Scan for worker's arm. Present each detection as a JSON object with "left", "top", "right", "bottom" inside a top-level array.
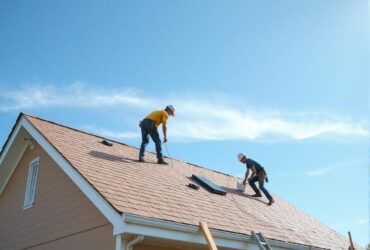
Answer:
[
  {"left": 162, "top": 122, "right": 167, "bottom": 143},
  {"left": 243, "top": 168, "right": 250, "bottom": 185},
  {"left": 247, "top": 165, "right": 257, "bottom": 182}
]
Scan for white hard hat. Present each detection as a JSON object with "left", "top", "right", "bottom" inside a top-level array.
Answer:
[
  {"left": 166, "top": 105, "right": 176, "bottom": 116},
  {"left": 237, "top": 153, "right": 246, "bottom": 161}
]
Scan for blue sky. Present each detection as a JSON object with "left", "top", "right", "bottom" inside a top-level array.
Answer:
[{"left": 0, "top": 0, "right": 369, "bottom": 246}]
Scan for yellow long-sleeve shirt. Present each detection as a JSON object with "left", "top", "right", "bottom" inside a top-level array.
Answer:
[{"left": 145, "top": 110, "right": 169, "bottom": 127}]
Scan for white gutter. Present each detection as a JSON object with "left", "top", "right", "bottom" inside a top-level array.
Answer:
[
  {"left": 116, "top": 234, "right": 122, "bottom": 250},
  {"left": 120, "top": 213, "right": 326, "bottom": 250},
  {"left": 126, "top": 235, "right": 144, "bottom": 250}
]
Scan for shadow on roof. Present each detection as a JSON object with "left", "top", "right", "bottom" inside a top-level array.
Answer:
[
  {"left": 88, "top": 150, "right": 137, "bottom": 163},
  {"left": 221, "top": 186, "right": 269, "bottom": 205}
]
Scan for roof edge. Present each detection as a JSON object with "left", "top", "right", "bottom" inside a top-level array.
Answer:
[
  {"left": 119, "top": 213, "right": 328, "bottom": 250},
  {"left": 0, "top": 112, "right": 24, "bottom": 160},
  {"left": 1, "top": 114, "right": 124, "bottom": 232}
]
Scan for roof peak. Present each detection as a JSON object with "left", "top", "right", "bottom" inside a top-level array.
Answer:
[{"left": 22, "top": 112, "right": 237, "bottom": 179}]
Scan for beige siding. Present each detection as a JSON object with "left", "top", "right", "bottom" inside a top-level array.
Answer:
[
  {"left": 136, "top": 245, "right": 190, "bottom": 250},
  {"left": 134, "top": 243, "right": 211, "bottom": 250},
  {"left": 135, "top": 242, "right": 233, "bottom": 250},
  {"left": 0, "top": 143, "right": 115, "bottom": 250}
]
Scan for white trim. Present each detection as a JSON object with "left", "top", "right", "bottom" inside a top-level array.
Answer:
[
  {"left": 23, "top": 156, "right": 39, "bottom": 210},
  {"left": 20, "top": 117, "right": 124, "bottom": 231},
  {"left": 0, "top": 118, "right": 23, "bottom": 166},
  {"left": 0, "top": 142, "right": 28, "bottom": 195},
  {"left": 115, "top": 234, "right": 122, "bottom": 250},
  {"left": 121, "top": 214, "right": 324, "bottom": 250},
  {"left": 126, "top": 235, "right": 144, "bottom": 250}
]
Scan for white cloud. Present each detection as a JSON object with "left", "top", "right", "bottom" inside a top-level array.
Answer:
[
  {"left": 86, "top": 127, "right": 139, "bottom": 139},
  {"left": 356, "top": 218, "right": 369, "bottom": 225},
  {"left": 279, "top": 159, "right": 365, "bottom": 178},
  {"left": 305, "top": 167, "right": 333, "bottom": 177},
  {"left": 1, "top": 82, "right": 368, "bottom": 142},
  {"left": 0, "top": 82, "right": 151, "bottom": 111},
  {"left": 168, "top": 98, "right": 368, "bottom": 141}
]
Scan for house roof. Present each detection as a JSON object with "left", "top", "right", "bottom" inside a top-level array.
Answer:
[{"left": 16, "top": 114, "right": 350, "bottom": 249}]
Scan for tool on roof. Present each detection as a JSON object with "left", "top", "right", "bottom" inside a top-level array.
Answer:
[
  {"left": 188, "top": 183, "right": 200, "bottom": 190},
  {"left": 348, "top": 231, "right": 356, "bottom": 250},
  {"left": 192, "top": 175, "right": 227, "bottom": 195},
  {"left": 251, "top": 231, "right": 272, "bottom": 250},
  {"left": 236, "top": 182, "right": 246, "bottom": 192},
  {"left": 163, "top": 143, "right": 174, "bottom": 167},
  {"left": 199, "top": 221, "right": 218, "bottom": 250},
  {"left": 101, "top": 140, "right": 113, "bottom": 146}
]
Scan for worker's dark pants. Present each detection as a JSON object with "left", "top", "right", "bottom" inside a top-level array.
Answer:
[
  {"left": 249, "top": 171, "right": 273, "bottom": 201},
  {"left": 139, "top": 119, "right": 163, "bottom": 161}
]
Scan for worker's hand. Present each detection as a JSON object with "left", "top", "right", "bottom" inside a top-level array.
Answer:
[
  {"left": 243, "top": 180, "right": 247, "bottom": 185},
  {"left": 163, "top": 137, "right": 168, "bottom": 144}
]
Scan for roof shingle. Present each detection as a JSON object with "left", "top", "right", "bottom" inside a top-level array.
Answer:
[{"left": 24, "top": 114, "right": 351, "bottom": 249}]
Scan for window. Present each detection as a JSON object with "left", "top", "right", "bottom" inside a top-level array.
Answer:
[{"left": 23, "top": 157, "right": 39, "bottom": 210}]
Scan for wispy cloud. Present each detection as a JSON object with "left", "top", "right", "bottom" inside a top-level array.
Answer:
[
  {"left": 356, "top": 218, "right": 369, "bottom": 225},
  {"left": 331, "top": 217, "right": 369, "bottom": 230},
  {"left": 81, "top": 126, "right": 139, "bottom": 139},
  {"left": 1, "top": 82, "right": 368, "bottom": 142},
  {"left": 305, "top": 167, "right": 333, "bottom": 177},
  {"left": 279, "top": 159, "right": 366, "bottom": 178},
  {"left": 0, "top": 82, "right": 152, "bottom": 111},
  {"left": 169, "top": 98, "right": 368, "bottom": 141}
]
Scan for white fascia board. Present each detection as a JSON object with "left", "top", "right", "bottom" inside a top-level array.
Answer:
[
  {"left": 20, "top": 117, "right": 124, "bottom": 232},
  {"left": 120, "top": 214, "right": 248, "bottom": 249},
  {"left": 0, "top": 142, "right": 28, "bottom": 195},
  {"left": 0, "top": 117, "right": 23, "bottom": 166},
  {"left": 120, "top": 214, "right": 325, "bottom": 250}
]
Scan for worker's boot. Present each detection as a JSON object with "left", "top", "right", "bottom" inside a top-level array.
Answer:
[
  {"left": 138, "top": 157, "right": 145, "bottom": 163},
  {"left": 252, "top": 193, "right": 262, "bottom": 198},
  {"left": 157, "top": 159, "right": 168, "bottom": 165},
  {"left": 268, "top": 199, "right": 275, "bottom": 206}
]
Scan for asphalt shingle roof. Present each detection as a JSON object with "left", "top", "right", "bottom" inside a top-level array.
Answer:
[{"left": 24, "top": 114, "right": 351, "bottom": 249}]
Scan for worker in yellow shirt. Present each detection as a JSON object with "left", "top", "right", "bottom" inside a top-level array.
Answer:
[{"left": 139, "top": 105, "right": 176, "bottom": 164}]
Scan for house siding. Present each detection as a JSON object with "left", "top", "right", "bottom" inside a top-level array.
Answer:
[
  {"left": 0, "top": 143, "right": 115, "bottom": 250},
  {"left": 136, "top": 244, "right": 202, "bottom": 250},
  {"left": 135, "top": 245, "right": 190, "bottom": 250}
]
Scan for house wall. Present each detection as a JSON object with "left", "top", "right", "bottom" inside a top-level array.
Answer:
[
  {"left": 0, "top": 142, "right": 115, "bottom": 250},
  {"left": 136, "top": 245, "right": 190, "bottom": 250},
  {"left": 135, "top": 242, "right": 235, "bottom": 250}
]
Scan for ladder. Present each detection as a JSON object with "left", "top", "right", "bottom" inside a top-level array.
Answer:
[{"left": 251, "top": 231, "right": 272, "bottom": 250}]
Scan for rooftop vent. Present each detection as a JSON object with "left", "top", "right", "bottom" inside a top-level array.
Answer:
[
  {"left": 188, "top": 183, "right": 199, "bottom": 190},
  {"left": 101, "top": 140, "right": 113, "bottom": 146},
  {"left": 191, "top": 175, "right": 227, "bottom": 195}
]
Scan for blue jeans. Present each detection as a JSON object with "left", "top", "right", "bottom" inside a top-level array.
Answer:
[
  {"left": 249, "top": 171, "right": 273, "bottom": 201},
  {"left": 139, "top": 119, "right": 163, "bottom": 161}
]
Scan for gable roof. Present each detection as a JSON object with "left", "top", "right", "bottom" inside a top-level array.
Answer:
[{"left": 1, "top": 114, "right": 352, "bottom": 249}]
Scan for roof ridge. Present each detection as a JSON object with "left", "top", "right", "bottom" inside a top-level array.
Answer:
[
  {"left": 22, "top": 113, "right": 239, "bottom": 179},
  {"left": 22, "top": 113, "right": 135, "bottom": 149}
]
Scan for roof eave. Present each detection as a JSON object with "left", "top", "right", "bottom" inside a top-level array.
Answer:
[{"left": 119, "top": 213, "right": 328, "bottom": 250}]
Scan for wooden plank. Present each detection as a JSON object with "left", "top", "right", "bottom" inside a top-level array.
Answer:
[
  {"left": 348, "top": 231, "right": 355, "bottom": 250},
  {"left": 199, "top": 221, "right": 218, "bottom": 250}
]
